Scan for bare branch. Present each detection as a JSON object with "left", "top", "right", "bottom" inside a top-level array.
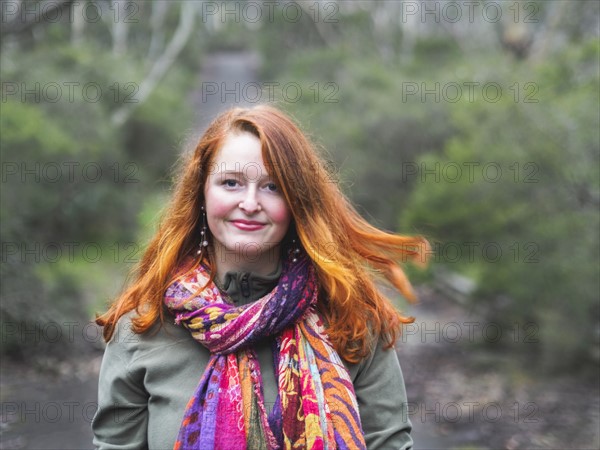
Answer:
[
  {"left": 112, "top": 0, "right": 129, "bottom": 56},
  {"left": 111, "top": 1, "right": 196, "bottom": 127},
  {"left": 147, "top": 0, "right": 169, "bottom": 62},
  {"left": 71, "top": 0, "right": 85, "bottom": 46}
]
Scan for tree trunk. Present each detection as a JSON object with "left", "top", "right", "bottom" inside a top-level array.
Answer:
[
  {"left": 112, "top": 0, "right": 129, "bottom": 56},
  {"left": 111, "top": 1, "right": 197, "bottom": 127},
  {"left": 71, "top": 0, "right": 85, "bottom": 46},
  {"left": 147, "top": 0, "right": 169, "bottom": 62}
]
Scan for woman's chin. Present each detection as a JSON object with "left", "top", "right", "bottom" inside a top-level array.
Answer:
[{"left": 220, "top": 240, "right": 280, "bottom": 260}]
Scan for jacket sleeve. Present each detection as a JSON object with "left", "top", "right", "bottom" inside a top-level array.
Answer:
[
  {"left": 353, "top": 340, "right": 413, "bottom": 450},
  {"left": 92, "top": 329, "right": 149, "bottom": 449}
]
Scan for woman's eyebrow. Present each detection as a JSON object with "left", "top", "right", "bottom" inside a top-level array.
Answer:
[{"left": 217, "top": 169, "right": 273, "bottom": 180}]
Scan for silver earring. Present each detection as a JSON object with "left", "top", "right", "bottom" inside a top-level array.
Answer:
[
  {"left": 197, "top": 206, "right": 209, "bottom": 255},
  {"left": 291, "top": 238, "right": 301, "bottom": 263}
]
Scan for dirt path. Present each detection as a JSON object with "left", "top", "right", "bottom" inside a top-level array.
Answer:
[
  {"left": 1, "top": 354, "right": 102, "bottom": 450},
  {"left": 401, "top": 286, "right": 600, "bottom": 449},
  {"left": 2, "top": 289, "right": 598, "bottom": 449}
]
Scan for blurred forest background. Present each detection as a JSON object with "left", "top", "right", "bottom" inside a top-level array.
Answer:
[{"left": 1, "top": 0, "right": 599, "bottom": 448}]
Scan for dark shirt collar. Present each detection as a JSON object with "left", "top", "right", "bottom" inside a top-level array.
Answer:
[{"left": 216, "top": 264, "right": 282, "bottom": 306}]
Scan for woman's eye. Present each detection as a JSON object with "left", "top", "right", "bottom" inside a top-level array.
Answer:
[
  {"left": 265, "top": 182, "right": 278, "bottom": 192},
  {"left": 223, "top": 179, "right": 239, "bottom": 188}
]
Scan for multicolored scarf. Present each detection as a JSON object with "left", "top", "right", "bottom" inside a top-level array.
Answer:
[{"left": 164, "top": 253, "right": 366, "bottom": 450}]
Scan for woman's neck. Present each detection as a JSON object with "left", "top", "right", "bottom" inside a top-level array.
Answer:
[
  {"left": 215, "top": 262, "right": 283, "bottom": 305},
  {"left": 211, "top": 247, "right": 282, "bottom": 285}
]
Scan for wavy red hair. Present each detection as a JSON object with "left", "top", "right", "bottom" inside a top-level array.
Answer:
[{"left": 96, "top": 105, "right": 429, "bottom": 363}]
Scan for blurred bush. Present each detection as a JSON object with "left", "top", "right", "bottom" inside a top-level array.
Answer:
[
  {"left": 1, "top": 1, "right": 598, "bottom": 371},
  {"left": 1, "top": 4, "right": 196, "bottom": 359},
  {"left": 401, "top": 39, "right": 599, "bottom": 368},
  {"left": 252, "top": 2, "right": 599, "bottom": 369}
]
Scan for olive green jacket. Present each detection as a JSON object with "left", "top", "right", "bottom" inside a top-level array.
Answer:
[{"left": 92, "top": 271, "right": 413, "bottom": 449}]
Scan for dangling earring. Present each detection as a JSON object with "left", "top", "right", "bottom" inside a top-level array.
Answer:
[
  {"left": 290, "top": 237, "right": 301, "bottom": 263},
  {"left": 197, "top": 206, "right": 209, "bottom": 256}
]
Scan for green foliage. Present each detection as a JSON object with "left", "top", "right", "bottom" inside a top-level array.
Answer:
[
  {"left": 401, "top": 39, "right": 600, "bottom": 367},
  {"left": 0, "top": 12, "right": 196, "bottom": 359},
  {"left": 261, "top": 47, "right": 456, "bottom": 229},
  {"left": 1, "top": 2, "right": 597, "bottom": 373},
  {"left": 257, "top": 13, "right": 598, "bottom": 369}
]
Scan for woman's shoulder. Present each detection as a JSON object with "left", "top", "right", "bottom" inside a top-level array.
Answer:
[
  {"left": 106, "top": 309, "right": 194, "bottom": 363},
  {"left": 345, "top": 332, "right": 401, "bottom": 382},
  {"left": 98, "top": 309, "right": 210, "bottom": 395}
]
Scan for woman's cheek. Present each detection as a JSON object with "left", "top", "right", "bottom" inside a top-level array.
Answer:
[
  {"left": 268, "top": 199, "right": 292, "bottom": 224},
  {"left": 206, "top": 187, "right": 234, "bottom": 217},
  {"left": 209, "top": 200, "right": 231, "bottom": 218}
]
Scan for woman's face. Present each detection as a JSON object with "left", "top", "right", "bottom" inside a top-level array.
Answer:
[{"left": 203, "top": 131, "right": 292, "bottom": 274}]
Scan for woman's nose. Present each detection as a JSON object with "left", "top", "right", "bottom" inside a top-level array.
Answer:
[{"left": 238, "top": 187, "right": 261, "bottom": 213}]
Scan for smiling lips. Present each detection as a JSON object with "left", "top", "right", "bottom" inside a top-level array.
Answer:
[{"left": 230, "top": 219, "right": 266, "bottom": 231}]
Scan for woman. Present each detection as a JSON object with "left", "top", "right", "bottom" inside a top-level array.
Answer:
[{"left": 92, "top": 105, "right": 428, "bottom": 449}]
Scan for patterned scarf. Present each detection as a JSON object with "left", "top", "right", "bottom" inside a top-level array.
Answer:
[{"left": 164, "top": 253, "right": 367, "bottom": 450}]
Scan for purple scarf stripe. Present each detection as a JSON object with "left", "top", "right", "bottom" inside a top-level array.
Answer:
[
  {"left": 332, "top": 411, "right": 367, "bottom": 449},
  {"left": 326, "top": 377, "right": 356, "bottom": 393},
  {"left": 334, "top": 430, "right": 351, "bottom": 450},
  {"left": 331, "top": 393, "right": 363, "bottom": 432}
]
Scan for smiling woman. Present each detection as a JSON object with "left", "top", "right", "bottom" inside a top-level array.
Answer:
[
  {"left": 204, "top": 131, "right": 292, "bottom": 281},
  {"left": 92, "top": 105, "right": 429, "bottom": 450}
]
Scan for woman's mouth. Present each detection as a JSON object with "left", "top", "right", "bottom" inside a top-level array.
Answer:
[{"left": 230, "top": 220, "right": 266, "bottom": 231}]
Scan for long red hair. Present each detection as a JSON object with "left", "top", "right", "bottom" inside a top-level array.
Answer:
[{"left": 96, "top": 105, "right": 429, "bottom": 363}]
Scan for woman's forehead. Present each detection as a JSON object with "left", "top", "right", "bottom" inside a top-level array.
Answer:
[
  {"left": 209, "top": 131, "right": 272, "bottom": 178},
  {"left": 215, "top": 132, "right": 262, "bottom": 162}
]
